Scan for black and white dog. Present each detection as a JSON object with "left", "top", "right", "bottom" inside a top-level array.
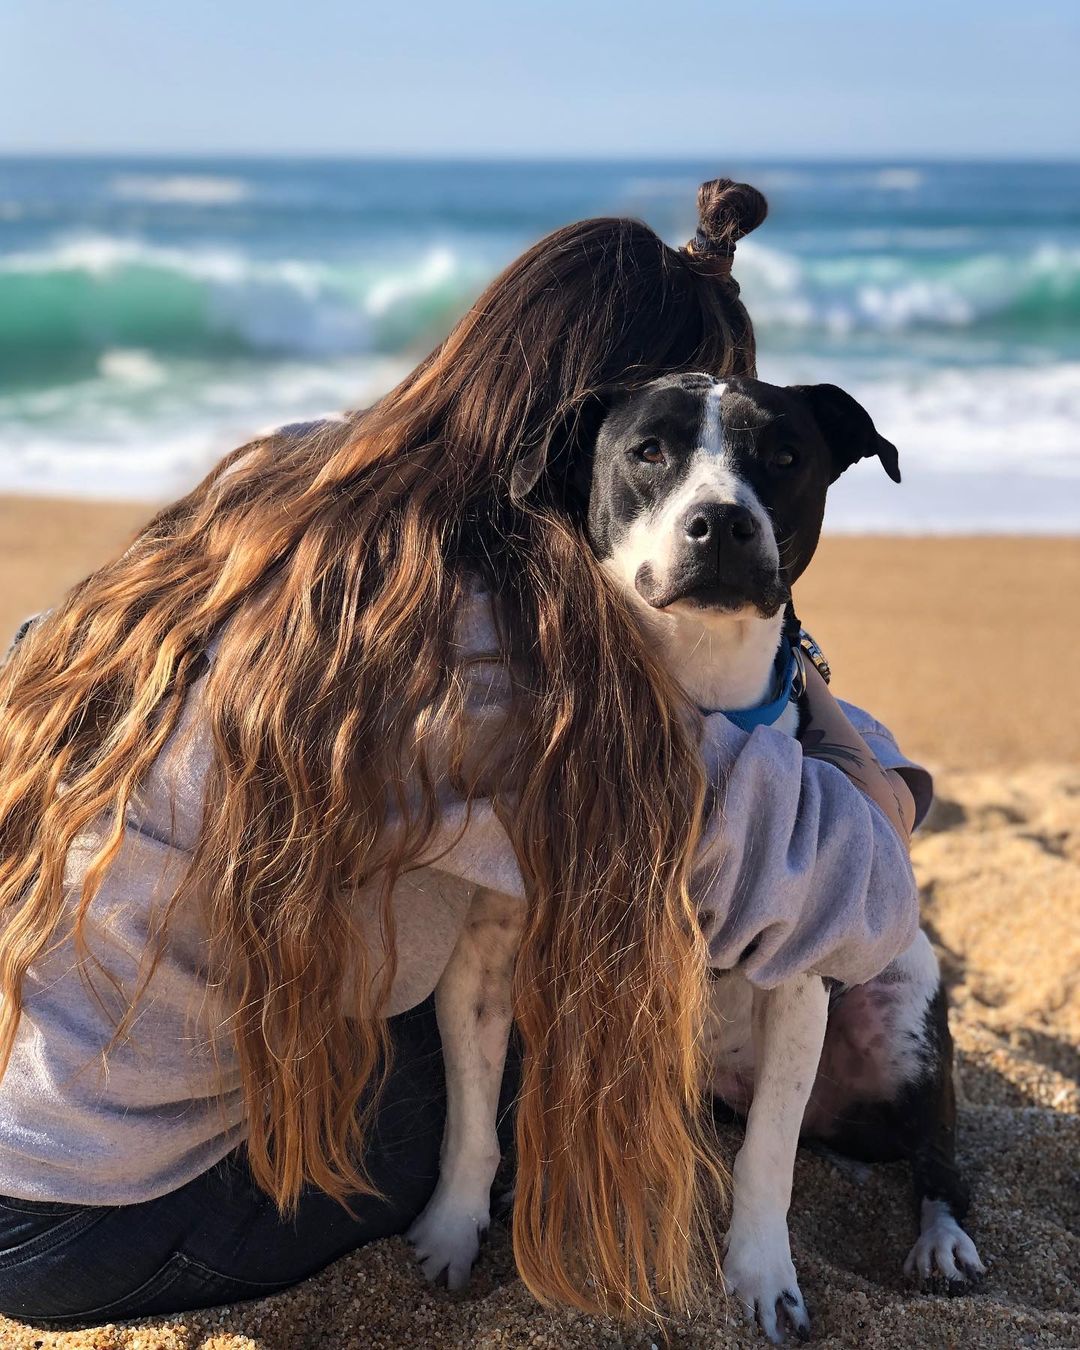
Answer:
[{"left": 409, "top": 374, "right": 983, "bottom": 1342}]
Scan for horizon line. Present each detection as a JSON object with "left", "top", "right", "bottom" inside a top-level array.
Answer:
[{"left": 1, "top": 148, "right": 1078, "bottom": 166}]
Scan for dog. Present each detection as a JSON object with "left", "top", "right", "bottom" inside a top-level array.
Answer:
[{"left": 408, "top": 373, "right": 984, "bottom": 1341}]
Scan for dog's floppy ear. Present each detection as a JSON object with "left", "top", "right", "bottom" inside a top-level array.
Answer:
[
  {"left": 509, "top": 393, "right": 611, "bottom": 509},
  {"left": 794, "top": 383, "right": 901, "bottom": 484},
  {"left": 509, "top": 440, "right": 548, "bottom": 504}
]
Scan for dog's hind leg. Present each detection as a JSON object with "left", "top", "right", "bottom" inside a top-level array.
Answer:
[
  {"left": 807, "top": 930, "right": 984, "bottom": 1285},
  {"left": 723, "top": 973, "right": 829, "bottom": 1344},
  {"left": 407, "top": 887, "right": 523, "bottom": 1289},
  {"left": 901, "top": 980, "right": 985, "bottom": 1285}
]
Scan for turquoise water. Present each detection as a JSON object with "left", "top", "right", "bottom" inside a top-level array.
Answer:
[{"left": 0, "top": 157, "right": 1077, "bottom": 528}]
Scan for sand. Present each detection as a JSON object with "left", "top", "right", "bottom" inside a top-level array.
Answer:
[{"left": 0, "top": 500, "right": 1077, "bottom": 1349}]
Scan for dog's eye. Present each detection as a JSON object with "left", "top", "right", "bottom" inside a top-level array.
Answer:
[
  {"left": 770, "top": 448, "right": 799, "bottom": 471},
  {"left": 636, "top": 441, "right": 666, "bottom": 465}
]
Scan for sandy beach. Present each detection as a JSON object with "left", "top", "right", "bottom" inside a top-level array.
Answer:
[{"left": 0, "top": 499, "right": 1077, "bottom": 1349}]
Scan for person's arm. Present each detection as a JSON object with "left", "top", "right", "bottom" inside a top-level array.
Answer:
[
  {"left": 689, "top": 689, "right": 925, "bottom": 988},
  {"left": 420, "top": 704, "right": 924, "bottom": 994},
  {"left": 415, "top": 587, "right": 925, "bottom": 994},
  {"left": 798, "top": 658, "right": 916, "bottom": 841}
]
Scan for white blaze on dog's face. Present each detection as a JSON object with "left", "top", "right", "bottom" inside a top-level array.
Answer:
[{"left": 586, "top": 372, "right": 900, "bottom": 625}]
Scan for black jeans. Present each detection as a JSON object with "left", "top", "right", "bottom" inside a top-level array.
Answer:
[{"left": 0, "top": 996, "right": 517, "bottom": 1327}]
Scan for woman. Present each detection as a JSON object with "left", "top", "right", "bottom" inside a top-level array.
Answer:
[{"left": 0, "top": 179, "right": 923, "bottom": 1329}]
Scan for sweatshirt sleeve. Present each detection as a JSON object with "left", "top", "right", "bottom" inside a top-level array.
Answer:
[
  {"left": 691, "top": 709, "right": 924, "bottom": 989},
  {"left": 415, "top": 588, "right": 925, "bottom": 993}
]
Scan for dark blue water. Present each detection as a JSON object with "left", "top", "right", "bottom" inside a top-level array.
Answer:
[{"left": 0, "top": 158, "right": 1077, "bottom": 527}]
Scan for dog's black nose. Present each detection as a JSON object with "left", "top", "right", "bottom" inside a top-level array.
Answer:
[{"left": 683, "top": 503, "right": 759, "bottom": 545}]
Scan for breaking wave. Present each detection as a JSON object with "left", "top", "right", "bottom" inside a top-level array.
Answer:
[
  {"left": 0, "top": 235, "right": 488, "bottom": 376},
  {"left": 736, "top": 239, "right": 1080, "bottom": 337},
  {"left": 4, "top": 232, "right": 1078, "bottom": 382},
  {"left": 109, "top": 174, "right": 251, "bottom": 205}
]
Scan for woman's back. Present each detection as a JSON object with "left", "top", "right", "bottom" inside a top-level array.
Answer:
[
  {"left": 0, "top": 609, "right": 487, "bottom": 1205},
  {"left": 0, "top": 649, "right": 244, "bottom": 1202}
]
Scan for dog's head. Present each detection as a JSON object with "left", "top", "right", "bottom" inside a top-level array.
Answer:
[{"left": 584, "top": 373, "right": 899, "bottom": 620}]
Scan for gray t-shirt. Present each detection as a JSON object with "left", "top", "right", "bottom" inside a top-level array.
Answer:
[{"left": 0, "top": 586, "right": 928, "bottom": 1205}]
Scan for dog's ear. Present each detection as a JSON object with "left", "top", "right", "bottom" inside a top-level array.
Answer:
[
  {"left": 509, "top": 441, "right": 548, "bottom": 504},
  {"left": 794, "top": 383, "right": 901, "bottom": 484},
  {"left": 509, "top": 394, "right": 610, "bottom": 511}
]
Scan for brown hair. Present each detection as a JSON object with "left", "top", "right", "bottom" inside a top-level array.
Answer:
[{"left": 0, "top": 179, "right": 766, "bottom": 1325}]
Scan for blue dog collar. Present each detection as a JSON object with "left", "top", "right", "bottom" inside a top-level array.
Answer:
[{"left": 715, "top": 639, "right": 800, "bottom": 733}]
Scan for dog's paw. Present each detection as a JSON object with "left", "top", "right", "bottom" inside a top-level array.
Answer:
[
  {"left": 904, "top": 1203, "right": 985, "bottom": 1287},
  {"left": 407, "top": 1190, "right": 489, "bottom": 1290},
  {"left": 723, "top": 1221, "right": 810, "bottom": 1344}
]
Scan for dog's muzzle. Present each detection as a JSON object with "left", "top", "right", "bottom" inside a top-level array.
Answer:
[{"left": 636, "top": 502, "right": 787, "bottom": 615}]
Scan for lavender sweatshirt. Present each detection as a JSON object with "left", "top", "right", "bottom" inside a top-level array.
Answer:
[{"left": 0, "top": 585, "right": 928, "bottom": 1205}]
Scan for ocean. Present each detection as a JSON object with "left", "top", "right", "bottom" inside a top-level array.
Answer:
[{"left": 0, "top": 157, "right": 1077, "bottom": 530}]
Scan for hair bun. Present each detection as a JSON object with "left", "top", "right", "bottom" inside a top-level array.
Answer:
[{"left": 687, "top": 178, "right": 768, "bottom": 269}]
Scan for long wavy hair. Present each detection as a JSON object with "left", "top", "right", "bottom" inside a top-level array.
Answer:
[{"left": 0, "top": 180, "right": 766, "bottom": 1325}]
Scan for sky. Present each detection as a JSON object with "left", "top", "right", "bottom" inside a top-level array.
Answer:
[{"left": 1, "top": 0, "right": 1077, "bottom": 159}]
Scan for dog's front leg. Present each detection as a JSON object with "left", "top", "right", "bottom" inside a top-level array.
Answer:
[
  {"left": 723, "top": 974, "right": 829, "bottom": 1343},
  {"left": 407, "top": 886, "right": 522, "bottom": 1289}
]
